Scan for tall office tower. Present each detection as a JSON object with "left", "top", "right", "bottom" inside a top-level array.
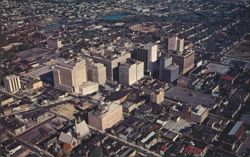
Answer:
[
  {"left": 88, "top": 102, "right": 123, "bottom": 131},
  {"left": 168, "top": 36, "right": 184, "bottom": 53},
  {"left": 131, "top": 43, "right": 158, "bottom": 75},
  {"left": 119, "top": 59, "right": 144, "bottom": 85},
  {"left": 177, "top": 38, "right": 184, "bottom": 53},
  {"left": 3, "top": 75, "right": 21, "bottom": 93},
  {"left": 159, "top": 56, "right": 173, "bottom": 80},
  {"left": 53, "top": 59, "right": 87, "bottom": 93},
  {"left": 168, "top": 36, "right": 178, "bottom": 51},
  {"left": 172, "top": 50, "right": 195, "bottom": 75},
  {"left": 163, "top": 64, "right": 179, "bottom": 83},
  {"left": 87, "top": 60, "right": 107, "bottom": 85}
]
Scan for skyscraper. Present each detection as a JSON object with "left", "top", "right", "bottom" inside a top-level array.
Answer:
[
  {"left": 53, "top": 59, "right": 87, "bottom": 93},
  {"left": 168, "top": 36, "right": 178, "bottom": 51},
  {"left": 3, "top": 75, "right": 21, "bottom": 93},
  {"left": 163, "top": 64, "right": 179, "bottom": 83},
  {"left": 168, "top": 36, "right": 184, "bottom": 53},
  {"left": 119, "top": 59, "right": 144, "bottom": 85},
  {"left": 132, "top": 43, "right": 158, "bottom": 75},
  {"left": 159, "top": 56, "right": 173, "bottom": 80},
  {"left": 172, "top": 50, "right": 195, "bottom": 75},
  {"left": 87, "top": 60, "right": 107, "bottom": 85}
]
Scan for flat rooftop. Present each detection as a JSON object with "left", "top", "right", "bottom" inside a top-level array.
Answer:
[
  {"left": 206, "top": 63, "right": 231, "bottom": 75},
  {"left": 165, "top": 86, "right": 217, "bottom": 109},
  {"left": 22, "top": 65, "right": 52, "bottom": 78}
]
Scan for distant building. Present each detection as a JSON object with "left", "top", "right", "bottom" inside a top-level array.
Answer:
[
  {"left": 47, "top": 37, "right": 63, "bottom": 50},
  {"left": 168, "top": 36, "right": 184, "bottom": 53},
  {"left": 87, "top": 61, "right": 107, "bottom": 85},
  {"left": 172, "top": 50, "right": 195, "bottom": 74},
  {"left": 119, "top": 59, "right": 144, "bottom": 85},
  {"left": 88, "top": 102, "right": 123, "bottom": 131},
  {"left": 53, "top": 59, "right": 88, "bottom": 94},
  {"left": 4, "top": 75, "right": 21, "bottom": 93},
  {"left": 150, "top": 88, "right": 164, "bottom": 104},
  {"left": 132, "top": 43, "right": 158, "bottom": 75}
]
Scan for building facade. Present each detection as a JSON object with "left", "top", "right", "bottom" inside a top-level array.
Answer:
[
  {"left": 53, "top": 59, "right": 87, "bottom": 93},
  {"left": 87, "top": 61, "right": 107, "bottom": 85},
  {"left": 119, "top": 59, "right": 144, "bottom": 85},
  {"left": 88, "top": 102, "right": 123, "bottom": 131},
  {"left": 172, "top": 50, "right": 195, "bottom": 75},
  {"left": 168, "top": 36, "right": 184, "bottom": 53},
  {"left": 163, "top": 64, "right": 179, "bottom": 83}
]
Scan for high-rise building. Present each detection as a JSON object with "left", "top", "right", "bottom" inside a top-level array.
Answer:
[
  {"left": 159, "top": 56, "right": 172, "bottom": 80},
  {"left": 177, "top": 38, "right": 184, "bottom": 53},
  {"left": 168, "top": 36, "right": 184, "bottom": 53},
  {"left": 163, "top": 64, "right": 179, "bottom": 83},
  {"left": 119, "top": 59, "right": 144, "bottom": 85},
  {"left": 87, "top": 60, "right": 107, "bottom": 85},
  {"left": 172, "top": 50, "right": 195, "bottom": 74},
  {"left": 168, "top": 36, "right": 178, "bottom": 51},
  {"left": 4, "top": 75, "right": 21, "bottom": 93},
  {"left": 53, "top": 59, "right": 87, "bottom": 93},
  {"left": 131, "top": 43, "right": 158, "bottom": 75},
  {"left": 88, "top": 102, "right": 123, "bottom": 131}
]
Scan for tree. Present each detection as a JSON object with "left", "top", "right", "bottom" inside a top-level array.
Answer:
[
  {"left": 89, "top": 146, "right": 105, "bottom": 157},
  {"left": 62, "top": 143, "right": 72, "bottom": 157}
]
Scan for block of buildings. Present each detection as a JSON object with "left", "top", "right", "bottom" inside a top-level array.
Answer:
[
  {"left": 170, "top": 104, "right": 209, "bottom": 124},
  {"left": 83, "top": 50, "right": 131, "bottom": 81}
]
